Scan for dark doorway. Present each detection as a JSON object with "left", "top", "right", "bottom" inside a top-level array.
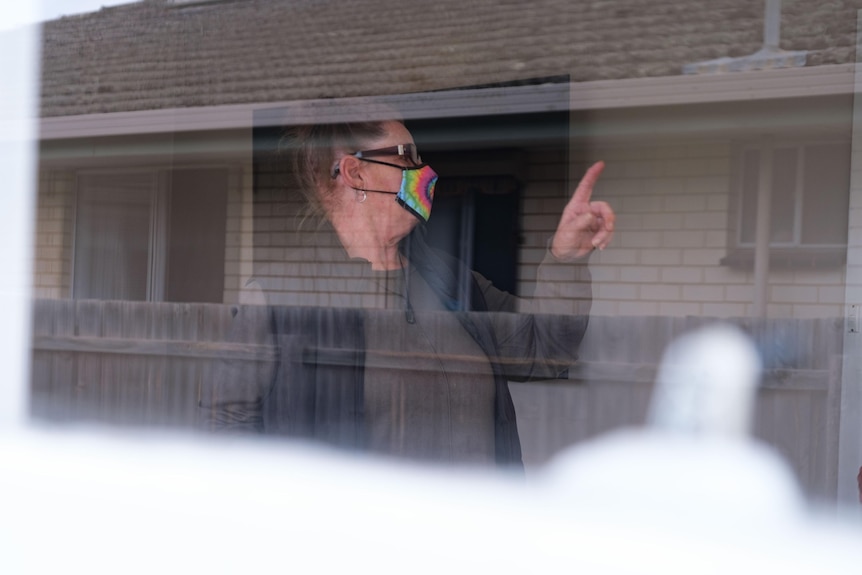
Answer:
[
  {"left": 424, "top": 172, "right": 522, "bottom": 295},
  {"left": 412, "top": 109, "right": 571, "bottom": 297}
]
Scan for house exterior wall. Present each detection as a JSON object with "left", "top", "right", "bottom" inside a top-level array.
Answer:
[
  {"left": 518, "top": 141, "right": 846, "bottom": 320},
  {"left": 34, "top": 170, "right": 74, "bottom": 299},
  {"left": 32, "top": 129, "right": 848, "bottom": 321},
  {"left": 251, "top": 163, "right": 347, "bottom": 308},
  {"left": 33, "top": 130, "right": 254, "bottom": 305},
  {"left": 222, "top": 161, "right": 255, "bottom": 305}
]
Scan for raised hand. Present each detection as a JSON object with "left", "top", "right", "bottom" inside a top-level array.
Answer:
[{"left": 550, "top": 161, "right": 615, "bottom": 260}]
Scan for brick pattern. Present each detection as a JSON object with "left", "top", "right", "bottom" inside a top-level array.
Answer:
[
  {"left": 517, "top": 142, "right": 846, "bottom": 318},
  {"left": 251, "top": 155, "right": 389, "bottom": 308},
  {"left": 33, "top": 171, "right": 74, "bottom": 299},
  {"left": 242, "top": 139, "right": 846, "bottom": 319}
]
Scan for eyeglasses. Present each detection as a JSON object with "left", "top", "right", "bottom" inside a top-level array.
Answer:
[
  {"left": 331, "top": 143, "right": 423, "bottom": 178},
  {"left": 353, "top": 143, "right": 422, "bottom": 166}
]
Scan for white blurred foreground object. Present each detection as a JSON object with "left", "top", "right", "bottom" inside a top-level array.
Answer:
[
  {"left": 543, "top": 322, "right": 829, "bottom": 568},
  {"left": 2, "top": 324, "right": 861, "bottom": 574},
  {"left": 546, "top": 324, "right": 803, "bottom": 523},
  {"left": 649, "top": 323, "right": 762, "bottom": 437}
]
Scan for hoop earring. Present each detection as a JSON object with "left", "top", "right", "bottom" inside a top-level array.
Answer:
[{"left": 355, "top": 189, "right": 367, "bottom": 203}]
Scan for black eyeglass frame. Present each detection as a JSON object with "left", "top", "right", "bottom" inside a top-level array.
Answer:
[
  {"left": 354, "top": 144, "right": 422, "bottom": 165},
  {"left": 331, "top": 143, "right": 422, "bottom": 178}
]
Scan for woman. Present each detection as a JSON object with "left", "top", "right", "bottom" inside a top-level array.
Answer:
[{"left": 205, "top": 115, "right": 614, "bottom": 470}]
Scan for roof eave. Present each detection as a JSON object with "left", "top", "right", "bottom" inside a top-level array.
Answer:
[{"left": 39, "top": 63, "right": 858, "bottom": 141}]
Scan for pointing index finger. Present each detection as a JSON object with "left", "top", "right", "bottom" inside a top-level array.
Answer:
[{"left": 571, "top": 161, "right": 605, "bottom": 204}]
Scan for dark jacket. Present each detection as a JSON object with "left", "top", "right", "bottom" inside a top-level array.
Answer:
[{"left": 203, "top": 227, "right": 591, "bottom": 469}]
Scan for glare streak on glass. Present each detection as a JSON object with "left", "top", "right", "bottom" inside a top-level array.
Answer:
[{"left": 0, "top": 7, "right": 39, "bottom": 429}]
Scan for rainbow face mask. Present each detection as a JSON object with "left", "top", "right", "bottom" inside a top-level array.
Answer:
[
  {"left": 349, "top": 154, "right": 439, "bottom": 222},
  {"left": 395, "top": 164, "right": 438, "bottom": 222}
]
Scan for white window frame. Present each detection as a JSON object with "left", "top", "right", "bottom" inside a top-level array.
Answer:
[{"left": 734, "top": 137, "right": 850, "bottom": 251}]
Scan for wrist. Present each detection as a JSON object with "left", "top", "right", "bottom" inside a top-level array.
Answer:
[{"left": 548, "top": 237, "right": 593, "bottom": 262}]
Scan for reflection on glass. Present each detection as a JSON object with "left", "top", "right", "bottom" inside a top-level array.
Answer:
[
  {"left": 198, "top": 112, "right": 603, "bottom": 469},
  {"left": 27, "top": 0, "right": 862, "bottom": 504}
]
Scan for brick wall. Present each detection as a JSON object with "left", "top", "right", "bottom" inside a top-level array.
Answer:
[
  {"left": 246, "top": 137, "right": 849, "bottom": 318},
  {"left": 33, "top": 170, "right": 74, "bottom": 299},
  {"left": 252, "top": 150, "right": 383, "bottom": 308},
  {"left": 517, "top": 141, "right": 846, "bottom": 319}
]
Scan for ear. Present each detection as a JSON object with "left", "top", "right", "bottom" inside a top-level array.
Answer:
[{"left": 337, "top": 155, "right": 365, "bottom": 189}]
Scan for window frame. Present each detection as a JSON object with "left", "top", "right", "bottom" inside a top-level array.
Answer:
[
  {"left": 71, "top": 164, "right": 236, "bottom": 302},
  {"left": 722, "top": 136, "right": 851, "bottom": 269}
]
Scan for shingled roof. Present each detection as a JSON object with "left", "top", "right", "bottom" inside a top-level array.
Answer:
[{"left": 40, "top": 0, "right": 862, "bottom": 118}]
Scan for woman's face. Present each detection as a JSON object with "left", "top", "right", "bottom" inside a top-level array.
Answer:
[{"left": 357, "top": 121, "right": 424, "bottom": 241}]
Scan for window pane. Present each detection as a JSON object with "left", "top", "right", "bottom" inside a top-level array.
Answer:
[
  {"left": 73, "top": 173, "right": 153, "bottom": 301},
  {"left": 28, "top": 0, "right": 862, "bottom": 508},
  {"left": 165, "top": 169, "right": 229, "bottom": 303},
  {"left": 739, "top": 149, "right": 760, "bottom": 244},
  {"left": 802, "top": 143, "right": 850, "bottom": 245},
  {"left": 770, "top": 147, "right": 798, "bottom": 244}
]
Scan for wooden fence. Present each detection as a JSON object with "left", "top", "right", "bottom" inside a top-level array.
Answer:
[{"left": 30, "top": 300, "right": 844, "bottom": 499}]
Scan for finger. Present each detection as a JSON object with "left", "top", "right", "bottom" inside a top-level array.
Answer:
[
  {"left": 592, "top": 226, "right": 615, "bottom": 250},
  {"left": 571, "top": 211, "right": 597, "bottom": 233},
  {"left": 585, "top": 202, "right": 615, "bottom": 249},
  {"left": 590, "top": 200, "right": 615, "bottom": 232},
  {"left": 570, "top": 161, "right": 605, "bottom": 206}
]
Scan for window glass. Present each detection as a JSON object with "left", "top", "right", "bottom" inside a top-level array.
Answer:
[
  {"left": 738, "top": 142, "right": 850, "bottom": 250},
  {"left": 770, "top": 147, "right": 798, "bottom": 244},
  {"left": 72, "top": 168, "right": 229, "bottom": 302},
  {"left": 74, "top": 173, "right": 154, "bottom": 301},
  {"left": 802, "top": 143, "right": 851, "bottom": 245},
  {"left": 165, "top": 168, "right": 229, "bottom": 303},
  {"left": 739, "top": 149, "right": 760, "bottom": 245},
  {"left": 25, "top": 0, "right": 862, "bottom": 509}
]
